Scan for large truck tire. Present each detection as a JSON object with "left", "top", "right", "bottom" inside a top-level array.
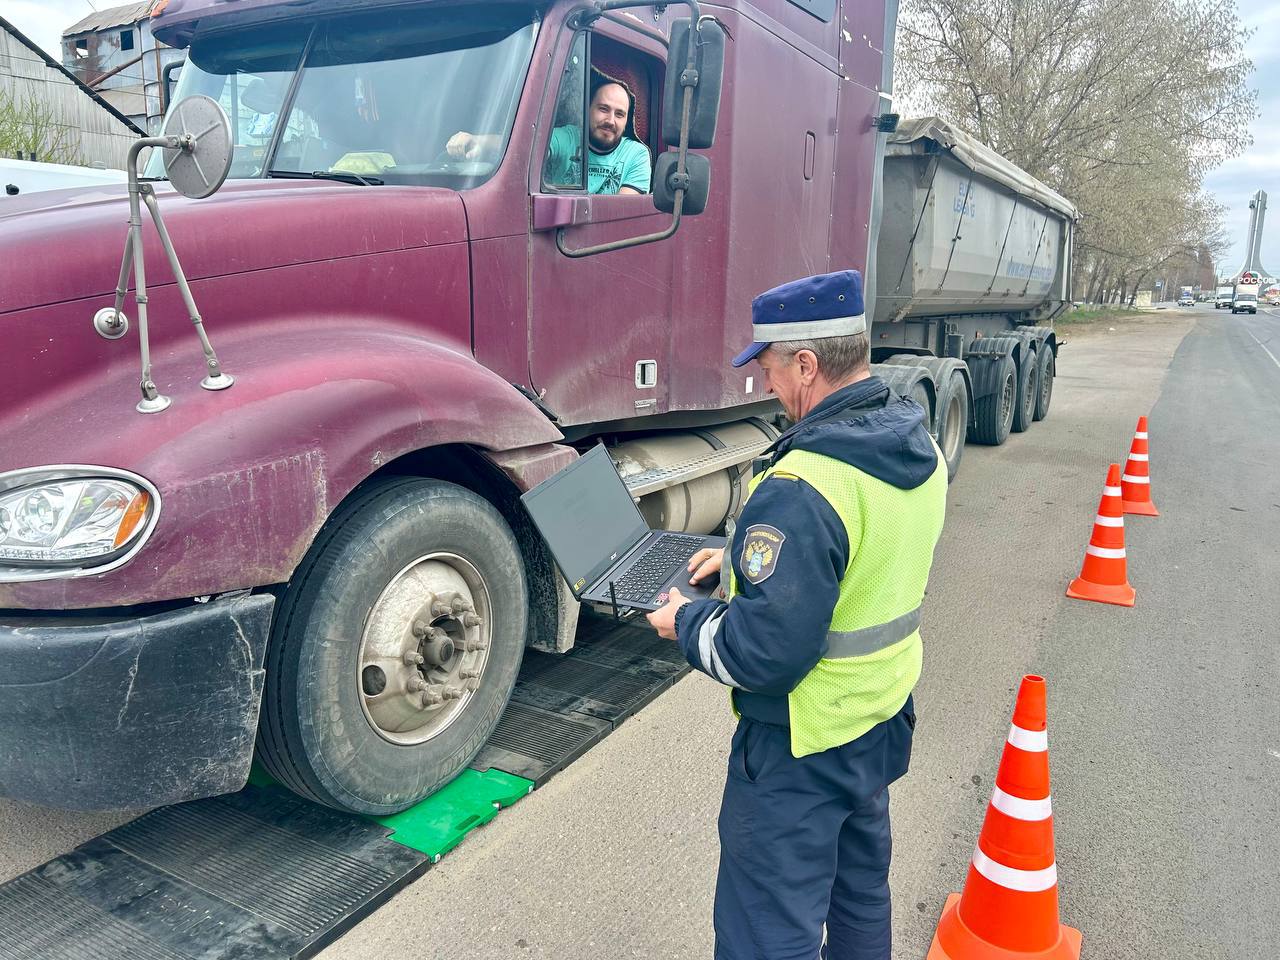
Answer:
[
  {"left": 968, "top": 354, "right": 1016, "bottom": 446},
  {"left": 256, "top": 477, "right": 527, "bottom": 815},
  {"left": 1033, "top": 346, "right": 1054, "bottom": 421},
  {"left": 937, "top": 370, "right": 969, "bottom": 482},
  {"left": 1012, "top": 347, "right": 1038, "bottom": 433}
]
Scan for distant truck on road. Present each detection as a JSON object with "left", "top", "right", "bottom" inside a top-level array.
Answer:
[
  {"left": 0, "top": 0, "right": 1077, "bottom": 816},
  {"left": 1234, "top": 273, "right": 1261, "bottom": 313},
  {"left": 1216, "top": 285, "right": 1236, "bottom": 309}
]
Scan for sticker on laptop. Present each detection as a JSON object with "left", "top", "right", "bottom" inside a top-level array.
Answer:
[{"left": 741, "top": 524, "right": 785, "bottom": 584}]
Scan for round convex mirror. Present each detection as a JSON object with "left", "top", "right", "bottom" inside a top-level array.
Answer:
[{"left": 161, "top": 95, "right": 233, "bottom": 200}]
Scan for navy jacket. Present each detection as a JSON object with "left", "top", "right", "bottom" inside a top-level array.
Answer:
[{"left": 674, "top": 376, "right": 939, "bottom": 726}]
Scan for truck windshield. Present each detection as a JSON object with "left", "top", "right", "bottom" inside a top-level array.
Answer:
[{"left": 147, "top": 7, "right": 537, "bottom": 188}]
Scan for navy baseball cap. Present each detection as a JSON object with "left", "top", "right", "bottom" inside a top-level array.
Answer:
[{"left": 732, "top": 270, "right": 867, "bottom": 368}]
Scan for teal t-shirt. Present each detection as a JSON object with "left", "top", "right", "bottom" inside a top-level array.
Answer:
[{"left": 544, "top": 125, "right": 651, "bottom": 194}]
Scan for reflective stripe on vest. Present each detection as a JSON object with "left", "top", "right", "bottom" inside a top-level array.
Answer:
[{"left": 826, "top": 606, "right": 921, "bottom": 658}]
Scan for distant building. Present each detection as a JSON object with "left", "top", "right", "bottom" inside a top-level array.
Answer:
[
  {"left": 0, "top": 14, "right": 142, "bottom": 169},
  {"left": 62, "top": 1, "right": 183, "bottom": 134}
]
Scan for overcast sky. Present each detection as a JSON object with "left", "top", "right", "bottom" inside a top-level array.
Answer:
[{"left": 3, "top": 0, "right": 1277, "bottom": 274}]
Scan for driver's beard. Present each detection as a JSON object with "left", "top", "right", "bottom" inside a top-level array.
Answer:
[{"left": 589, "top": 125, "right": 621, "bottom": 153}]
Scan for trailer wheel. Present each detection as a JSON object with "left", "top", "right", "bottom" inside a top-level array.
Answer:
[
  {"left": 256, "top": 477, "right": 527, "bottom": 815},
  {"left": 1033, "top": 346, "right": 1054, "bottom": 421},
  {"left": 1012, "top": 348, "right": 1038, "bottom": 433},
  {"left": 938, "top": 371, "right": 969, "bottom": 482},
  {"left": 968, "top": 355, "right": 1015, "bottom": 446}
]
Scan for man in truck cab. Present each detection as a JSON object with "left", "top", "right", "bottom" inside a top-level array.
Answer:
[
  {"left": 646, "top": 271, "right": 948, "bottom": 960},
  {"left": 447, "top": 75, "right": 651, "bottom": 194}
]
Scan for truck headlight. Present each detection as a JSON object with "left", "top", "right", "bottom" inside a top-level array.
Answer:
[{"left": 0, "top": 467, "right": 160, "bottom": 579}]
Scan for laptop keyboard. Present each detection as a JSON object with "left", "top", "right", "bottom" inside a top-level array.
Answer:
[{"left": 609, "top": 533, "right": 706, "bottom": 604}]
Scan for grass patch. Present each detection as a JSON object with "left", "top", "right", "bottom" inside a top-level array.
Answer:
[{"left": 1055, "top": 306, "right": 1148, "bottom": 327}]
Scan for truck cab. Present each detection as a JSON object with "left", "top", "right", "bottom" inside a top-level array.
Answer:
[
  {"left": 0, "top": 0, "right": 896, "bottom": 815},
  {"left": 1215, "top": 286, "right": 1235, "bottom": 309},
  {"left": 0, "top": 0, "right": 1071, "bottom": 816}
]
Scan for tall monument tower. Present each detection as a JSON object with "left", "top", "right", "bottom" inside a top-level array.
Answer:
[{"left": 1234, "top": 190, "right": 1273, "bottom": 282}]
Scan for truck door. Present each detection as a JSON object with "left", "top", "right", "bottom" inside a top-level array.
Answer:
[{"left": 527, "top": 27, "right": 675, "bottom": 427}]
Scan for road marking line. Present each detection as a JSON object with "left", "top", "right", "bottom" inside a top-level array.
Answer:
[{"left": 1246, "top": 327, "right": 1280, "bottom": 371}]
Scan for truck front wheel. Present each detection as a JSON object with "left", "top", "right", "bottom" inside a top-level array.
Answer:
[{"left": 256, "top": 477, "right": 527, "bottom": 815}]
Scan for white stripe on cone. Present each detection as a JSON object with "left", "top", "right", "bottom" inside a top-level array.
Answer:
[
  {"left": 1007, "top": 724, "right": 1048, "bottom": 752},
  {"left": 1135, "top": 431, "right": 1148, "bottom": 439},
  {"left": 1121, "top": 474, "right": 1149, "bottom": 485},
  {"left": 1128, "top": 453, "right": 1149, "bottom": 462},
  {"left": 990, "top": 785, "right": 1053, "bottom": 821},
  {"left": 1086, "top": 544, "right": 1126, "bottom": 559},
  {"left": 972, "top": 845, "right": 1059, "bottom": 893},
  {"left": 1094, "top": 515, "right": 1124, "bottom": 527},
  {"left": 1103, "top": 485, "right": 1123, "bottom": 497}
]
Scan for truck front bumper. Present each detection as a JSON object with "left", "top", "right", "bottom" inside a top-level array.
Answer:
[{"left": 0, "top": 593, "right": 274, "bottom": 810}]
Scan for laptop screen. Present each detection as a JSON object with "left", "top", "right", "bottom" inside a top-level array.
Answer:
[{"left": 520, "top": 444, "right": 649, "bottom": 594}]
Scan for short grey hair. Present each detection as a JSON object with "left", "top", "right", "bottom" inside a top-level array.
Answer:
[{"left": 769, "top": 332, "right": 870, "bottom": 382}]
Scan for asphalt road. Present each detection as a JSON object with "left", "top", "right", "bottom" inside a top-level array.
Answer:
[{"left": 3, "top": 304, "right": 1277, "bottom": 959}]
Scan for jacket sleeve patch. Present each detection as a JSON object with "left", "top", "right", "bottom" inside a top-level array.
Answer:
[{"left": 740, "top": 523, "right": 786, "bottom": 584}]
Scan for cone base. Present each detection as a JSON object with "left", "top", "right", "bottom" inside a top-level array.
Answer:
[
  {"left": 1066, "top": 576, "right": 1135, "bottom": 607},
  {"left": 927, "top": 893, "right": 1082, "bottom": 960},
  {"left": 1122, "top": 499, "right": 1159, "bottom": 516}
]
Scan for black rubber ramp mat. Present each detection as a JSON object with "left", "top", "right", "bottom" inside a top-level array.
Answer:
[
  {"left": 0, "top": 614, "right": 686, "bottom": 959},
  {"left": 470, "top": 611, "right": 689, "bottom": 783},
  {"left": 0, "top": 788, "right": 428, "bottom": 960}
]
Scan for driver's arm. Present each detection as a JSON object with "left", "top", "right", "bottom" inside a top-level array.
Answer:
[{"left": 446, "top": 131, "right": 502, "bottom": 161}]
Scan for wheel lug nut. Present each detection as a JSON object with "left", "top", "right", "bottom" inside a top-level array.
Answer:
[
  {"left": 412, "top": 619, "right": 429, "bottom": 639},
  {"left": 463, "top": 678, "right": 480, "bottom": 692},
  {"left": 459, "top": 667, "right": 481, "bottom": 680},
  {"left": 463, "top": 612, "right": 483, "bottom": 628},
  {"left": 441, "top": 686, "right": 463, "bottom": 701},
  {"left": 421, "top": 689, "right": 444, "bottom": 707},
  {"left": 450, "top": 596, "right": 467, "bottom": 614},
  {"left": 403, "top": 651, "right": 425, "bottom": 666},
  {"left": 407, "top": 676, "right": 428, "bottom": 692}
]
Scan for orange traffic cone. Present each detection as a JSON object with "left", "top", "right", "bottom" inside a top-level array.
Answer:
[
  {"left": 927, "top": 676, "right": 1081, "bottom": 960},
  {"left": 1065, "top": 464, "right": 1135, "bottom": 607},
  {"left": 1121, "top": 417, "right": 1159, "bottom": 516}
]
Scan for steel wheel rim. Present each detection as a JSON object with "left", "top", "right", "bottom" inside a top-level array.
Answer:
[
  {"left": 357, "top": 551, "right": 493, "bottom": 746},
  {"left": 1039, "top": 362, "right": 1053, "bottom": 408},
  {"left": 940, "top": 392, "right": 962, "bottom": 463},
  {"left": 1001, "top": 372, "right": 1015, "bottom": 426}
]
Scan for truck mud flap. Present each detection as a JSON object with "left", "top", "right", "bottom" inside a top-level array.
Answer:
[{"left": 0, "top": 614, "right": 686, "bottom": 960}]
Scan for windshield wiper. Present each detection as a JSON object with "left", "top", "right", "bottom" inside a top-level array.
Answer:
[{"left": 266, "top": 169, "right": 384, "bottom": 186}]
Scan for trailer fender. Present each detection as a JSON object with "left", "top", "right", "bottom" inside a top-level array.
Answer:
[
  {"left": 964, "top": 336, "right": 1021, "bottom": 400},
  {"left": 0, "top": 332, "right": 565, "bottom": 611},
  {"left": 875, "top": 358, "right": 937, "bottom": 432}
]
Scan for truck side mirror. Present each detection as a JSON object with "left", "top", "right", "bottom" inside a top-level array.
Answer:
[
  {"left": 661, "top": 19, "right": 725, "bottom": 150},
  {"left": 653, "top": 152, "right": 710, "bottom": 215}
]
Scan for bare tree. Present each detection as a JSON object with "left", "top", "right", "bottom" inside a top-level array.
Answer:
[
  {"left": 896, "top": 0, "right": 1255, "bottom": 301},
  {"left": 0, "top": 87, "right": 84, "bottom": 165}
]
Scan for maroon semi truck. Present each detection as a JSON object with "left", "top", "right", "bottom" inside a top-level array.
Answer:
[{"left": 0, "top": 0, "right": 1073, "bottom": 814}]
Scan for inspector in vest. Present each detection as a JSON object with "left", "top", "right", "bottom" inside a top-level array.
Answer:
[{"left": 646, "top": 270, "right": 948, "bottom": 960}]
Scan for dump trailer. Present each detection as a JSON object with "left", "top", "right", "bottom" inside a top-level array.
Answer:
[
  {"left": 0, "top": 0, "right": 1076, "bottom": 816},
  {"left": 869, "top": 119, "right": 1076, "bottom": 463}
]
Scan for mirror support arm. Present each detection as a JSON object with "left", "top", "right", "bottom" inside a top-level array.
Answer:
[{"left": 556, "top": 0, "right": 702, "bottom": 259}]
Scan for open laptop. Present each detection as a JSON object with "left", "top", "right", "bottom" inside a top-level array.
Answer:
[{"left": 521, "top": 444, "right": 726, "bottom": 613}]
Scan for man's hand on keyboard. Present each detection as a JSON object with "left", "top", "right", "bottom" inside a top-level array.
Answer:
[
  {"left": 687, "top": 548, "right": 724, "bottom": 585},
  {"left": 646, "top": 587, "right": 692, "bottom": 641}
]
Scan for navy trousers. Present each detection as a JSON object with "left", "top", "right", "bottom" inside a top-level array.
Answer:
[{"left": 713, "top": 697, "right": 915, "bottom": 960}]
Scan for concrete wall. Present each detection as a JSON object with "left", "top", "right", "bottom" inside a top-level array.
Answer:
[{"left": 1, "top": 26, "right": 140, "bottom": 169}]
